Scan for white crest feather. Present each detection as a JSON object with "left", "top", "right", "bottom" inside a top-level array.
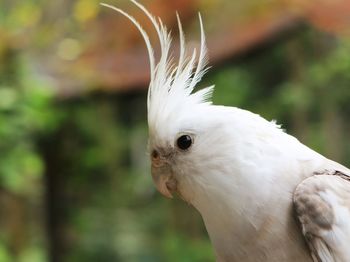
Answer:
[{"left": 101, "top": 1, "right": 213, "bottom": 131}]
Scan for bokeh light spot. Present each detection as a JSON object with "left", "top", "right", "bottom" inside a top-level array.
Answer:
[{"left": 57, "top": 38, "right": 81, "bottom": 61}]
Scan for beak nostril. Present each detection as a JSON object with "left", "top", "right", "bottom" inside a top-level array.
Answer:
[{"left": 151, "top": 149, "right": 160, "bottom": 160}]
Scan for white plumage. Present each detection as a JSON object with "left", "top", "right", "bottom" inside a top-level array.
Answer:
[{"left": 102, "top": 2, "right": 350, "bottom": 261}]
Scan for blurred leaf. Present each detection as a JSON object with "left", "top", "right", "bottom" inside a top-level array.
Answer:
[
  {"left": 74, "top": 0, "right": 100, "bottom": 23},
  {"left": 18, "top": 246, "right": 47, "bottom": 262},
  {"left": 0, "top": 245, "right": 11, "bottom": 262},
  {"left": 8, "top": 2, "right": 41, "bottom": 29},
  {"left": 0, "top": 87, "right": 18, "bottom": 110}
]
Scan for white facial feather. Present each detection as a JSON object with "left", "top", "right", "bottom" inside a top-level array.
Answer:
[{"left": 101, "top": 1, "right": 214, "bottom": 142}]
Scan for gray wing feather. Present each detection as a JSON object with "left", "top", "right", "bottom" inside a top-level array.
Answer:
[{"left": 294, "top": 170, "right": 350, "bottom": 262}]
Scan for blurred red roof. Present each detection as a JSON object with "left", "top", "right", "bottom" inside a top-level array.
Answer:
[
  {"left": 47, "top": 0, "right": 350, "bottom": 98},
  {"left": 287, "top": 0, "right": 350, "bottom": 34}
]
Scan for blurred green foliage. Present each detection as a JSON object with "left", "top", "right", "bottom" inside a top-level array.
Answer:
[
  {"left": 0, "top": 46, "right": 62, "bottom": 261},
  {"left": 0, "top": 1, "right": 350, "bottom": 262},
  {"left": 0, "top": 56, "right": 58, "bottom": 194}
]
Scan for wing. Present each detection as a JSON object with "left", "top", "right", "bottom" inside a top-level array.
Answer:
[{"left": 294, "top": 170, "right": 350, "bottom": 262}]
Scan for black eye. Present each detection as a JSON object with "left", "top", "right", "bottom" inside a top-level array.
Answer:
[{"left": 176, "top": 135, "right": 192, "bottom": 150}]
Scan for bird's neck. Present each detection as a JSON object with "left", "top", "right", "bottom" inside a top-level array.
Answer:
[{"left": 179, "top": 162, "right": 295, "bottom": 261}]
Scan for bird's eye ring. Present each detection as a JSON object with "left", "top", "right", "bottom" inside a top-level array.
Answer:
[{"left": 176, "top": 135, "right": 193, "bottom": 150}]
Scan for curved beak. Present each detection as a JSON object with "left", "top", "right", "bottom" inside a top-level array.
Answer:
[{"left": 151, "top": 162, "right": 177, "bottom": 199}]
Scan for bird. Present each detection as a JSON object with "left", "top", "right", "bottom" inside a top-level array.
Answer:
[{"left": 101, "top": 1, "right": 350, "bottom": 261}]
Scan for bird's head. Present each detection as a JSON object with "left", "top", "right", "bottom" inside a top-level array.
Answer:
[{"left": 102, "top": 1, "right": 228, "bottom": 202}]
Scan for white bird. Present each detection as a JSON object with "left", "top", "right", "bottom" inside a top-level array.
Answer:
[{"left": 102, "top": 2, "right": 350, "bottom": 261}]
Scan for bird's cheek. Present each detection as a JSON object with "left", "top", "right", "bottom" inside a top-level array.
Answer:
[{"left": 151, "top": 163, "right": 177, "bottom": 199}]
